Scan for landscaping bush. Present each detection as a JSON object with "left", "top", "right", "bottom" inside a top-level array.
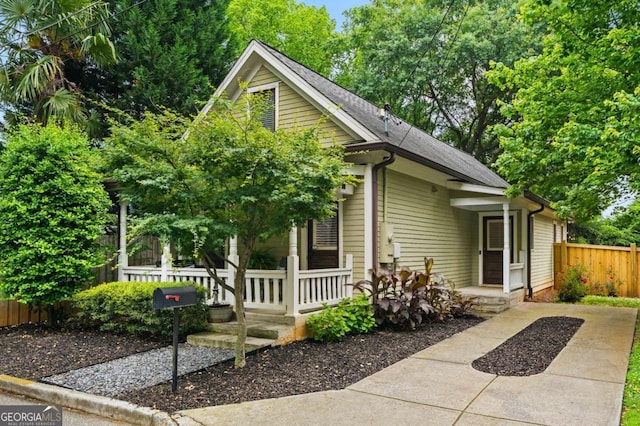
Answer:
[
  {"left": 306, "top": 294, "right": 375, "bottom": 342},
  {"left": 354, "top": 258, "right": 477, "bottom": 330},
  {"left": 557, "top": 264, "right": 589, "bottom": 303},
  {"left": 587, "top": 268, "right": 623, "bottom": 297},
  {"left": 71, "top": 281, "right": 208, "bottom": 337}
]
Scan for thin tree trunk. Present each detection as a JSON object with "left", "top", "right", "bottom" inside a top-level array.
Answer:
[{"left": 233, "top": 240, "right": 254, "bottom": 368}]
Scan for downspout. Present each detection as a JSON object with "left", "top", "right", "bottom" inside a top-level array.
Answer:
[
  {"left": 372, "top": 152, "right": 396, "bottom": 274},
  {"left": 527, "top": 203, "right": 545, "bottom": 299}
]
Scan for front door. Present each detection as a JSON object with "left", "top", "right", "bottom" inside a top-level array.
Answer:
[
  {"left": 482, "top": 216, "right": 513, "bottom": 285},
  {"left": 308, "top": 214, "right": 338, "bottom": 269}
]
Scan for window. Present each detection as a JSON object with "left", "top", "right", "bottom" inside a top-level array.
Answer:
[
  {"left": 248, "top": 83, "right": 278, "bottom": 131},
  {"left": 486, "top": 219, "right": 504, "bottom": 250},
  {"left": 313, "top": 215, "right": 338, "bottom": 250}
]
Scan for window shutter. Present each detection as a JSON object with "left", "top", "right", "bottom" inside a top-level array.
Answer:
[{"left": 260, "top": 89, "right": 275, "bottom": 131}]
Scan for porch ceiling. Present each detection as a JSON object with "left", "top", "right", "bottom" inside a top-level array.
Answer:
[{"left": 450, "top": 196, "right": 532, "bottom": 212}]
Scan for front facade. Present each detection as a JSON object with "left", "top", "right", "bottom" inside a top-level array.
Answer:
[
  {"left": 120, "top": 41, "right": 564, "bottom": 312},
  {"left": 208, "top": 40, "right": 563, "bottom": 296}
]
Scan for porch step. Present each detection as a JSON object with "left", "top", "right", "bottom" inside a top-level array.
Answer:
[
  {"left": 187, "top": 332, "right": 276, "bottom": 351},
  {"left": 460, "top": 287, "right": 525, "bottom": 318},
  {"left": 206, "top": 321, "right": 297, "bottom": 345}
]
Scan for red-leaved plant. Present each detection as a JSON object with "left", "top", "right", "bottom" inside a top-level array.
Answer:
[{"left": 354, "top": 258, "right": 476, "bottom": 330}]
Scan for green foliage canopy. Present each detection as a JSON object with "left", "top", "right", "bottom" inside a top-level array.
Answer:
[
  {"left": 0, "top": 0, "right": 117, "bottom": 126},
  {"left": 104, "top": 93, "right": 351, "bottom": 366},
  {"left": 227, "top": 0, "right": 337, "bottom": 76},
  {"left": 0, "top": 123, "right": 111, "bottom": 305},
  {"left": 87, "top": 0, "right": 237, "bottom": 122},
  {"left": 488, "top": 0, "right": 640, "bottom": 220},
  {"left": 335, "top": 0, "right": 541, "bottom": 164}
]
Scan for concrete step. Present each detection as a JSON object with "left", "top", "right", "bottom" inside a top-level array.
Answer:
[
  {"left": 187, "top": 332, "right": 276, "bottom": 351},
  {"left": 206, "top": 321, "right": 297, "bottom": 345}
]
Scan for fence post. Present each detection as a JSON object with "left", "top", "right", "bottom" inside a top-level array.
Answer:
[
  {"left": 631, "top": 243, "right": 637, "bottom": 298},
  {"left": 286, "top": 255, "right": 300, "bottom": 316},
  {"left": 117, "top": 200, "right": 128, "bottom": 282},
  {"left": 345, "top": 254, "right": 353, "bottom": 298}
]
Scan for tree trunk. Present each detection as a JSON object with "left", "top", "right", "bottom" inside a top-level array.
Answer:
[{"left": 233, "top": 240, "right": 254, "bottom": 368}]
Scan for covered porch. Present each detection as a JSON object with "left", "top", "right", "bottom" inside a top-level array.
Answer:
[
  {"left": 116, "top": 201, "right": 353, "bottom": 318},
  {"left": 449, "top": 183, "right": 531, "bottom": 295}
]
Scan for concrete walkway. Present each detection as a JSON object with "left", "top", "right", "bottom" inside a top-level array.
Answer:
[{"left": 175, "top": 303, "right": 637, "bottom": 426}]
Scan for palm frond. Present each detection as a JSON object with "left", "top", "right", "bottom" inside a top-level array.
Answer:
[
  {"left": 81, "top": 33, "right": 116, "bottom": 65},
  {"left": 14, "top": 54, "right": 62, "bottom": 101},
  {"left": 0, "top": 0, "right": 35, "bottom": 28},
  {"left": 41, "top": 87, "right": 82, "bottom": 122}
]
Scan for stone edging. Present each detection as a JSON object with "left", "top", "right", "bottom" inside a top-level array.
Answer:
[{"left": 0, "top": 374, "right": 176, "bottom": 425}]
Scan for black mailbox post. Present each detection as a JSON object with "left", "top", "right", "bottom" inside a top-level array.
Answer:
[{"left": 152, "top": 285, "right": 197, "bottom": 393}]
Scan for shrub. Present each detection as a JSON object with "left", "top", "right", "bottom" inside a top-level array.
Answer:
[
  {"left": 306, "top": 294, "right": 375, "bottom": 342},
  {"left": 354, "top": 257, "right": 476, "bottom": 330},
  {"left": 587, "top": 268, "right": 623, "bottom": 297},
  {"left": 0, "top": 123, "right": 111, "bottom": 314},
  {"left": 338, "top": 294, "right": 376, "bottom": 334},
  {"left": 306, "top": 304, "right": 349, "bottom": 342},
  {"left": 71, "top": 281, "right": 208, "bottom": 337},
  {"left": 557, "top": 264, "right": 589, "bottom": 303}
]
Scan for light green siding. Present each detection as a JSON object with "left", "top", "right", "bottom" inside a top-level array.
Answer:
[
  {"left": 381, "top": 169, "right": 475, "bottom": 287},
  {"left": 343, "top": 182, "right": 366, "bottom": 283},
  {"left": 248, "top": 66, "right": 355, "bottom": 146},
  {"left": 531, "top": 215, "right": 555, "bottom": 291}
]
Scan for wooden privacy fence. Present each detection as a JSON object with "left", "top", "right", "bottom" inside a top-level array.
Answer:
[
  {"left": 0, "top": 301, "right": 69, "bottom": 327},
  {"left": 554, "top": 242, "right": 639, "bottom": 298}
]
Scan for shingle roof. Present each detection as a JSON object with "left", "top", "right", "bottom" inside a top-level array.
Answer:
[{"left": 257, "top": 41, "right": 508, "bottom": 189}]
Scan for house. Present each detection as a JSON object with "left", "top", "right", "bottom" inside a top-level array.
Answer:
[{"left": 119, "top": 40, "right": 566, "bottom": 320}]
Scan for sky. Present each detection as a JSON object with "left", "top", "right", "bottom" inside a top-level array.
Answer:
[{"left": 302, "top": 0, "right": 371, "bottom": 29}]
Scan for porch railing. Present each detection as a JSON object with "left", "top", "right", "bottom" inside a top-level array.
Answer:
[{"left": 121, "top": 254, "right": 353, "bottom": 316}]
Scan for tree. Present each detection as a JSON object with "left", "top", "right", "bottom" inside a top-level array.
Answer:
[
  {"left": 488, "top": 0, "right": 640, "bottom": 220},
  {"left": 85, "top": 0, "right": 236, "bottom": 122},
  {"left": 0, "top": 122, "right": 111, "bottom": 320},
  {"left": 104, "top": 94, "right": 350, "bottom": 367},
  {"left": 227, "top": 0, "right": 337, "bottom": 76},
  {"left": 335, "top": 0, "right": 541, "bottom": 164},
  {"left": 0, "top": 0, "right": 116, "bottom": 127}
]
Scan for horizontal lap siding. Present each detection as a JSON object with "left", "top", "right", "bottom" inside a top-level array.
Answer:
[
  {"left": 249, "top": 67, "right": 354, "bottom": 146},
  {"left": 383, "top": 170, "right": 474, "bottom": 287},
  {"left": 531, "top": 215, "right": 554, "bottom": 290},
  {"left": 343, "top": 182, "right": 365, "bottom": 283}
]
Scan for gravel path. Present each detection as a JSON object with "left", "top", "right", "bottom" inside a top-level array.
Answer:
[{"left": 41, "top": 345, "right": 234, "bottom": 397}]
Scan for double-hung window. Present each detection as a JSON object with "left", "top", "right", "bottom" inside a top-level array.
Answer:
[{"left": 248, "top": 82, "right": 279, "bottom": 131}]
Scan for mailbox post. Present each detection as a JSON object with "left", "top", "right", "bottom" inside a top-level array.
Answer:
[{"left": 153, "top": 286, "right": 197, "bottom": 393}]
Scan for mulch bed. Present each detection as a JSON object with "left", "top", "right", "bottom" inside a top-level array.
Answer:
[
  {"left": 472, "top": 316, "right": 585, "bottom": 376},
  {"left": 1, "top": 311, "right": 584, "bottom": 414},
  {"left": 1, "top": 316, "right": 483, "bottom": 413}
]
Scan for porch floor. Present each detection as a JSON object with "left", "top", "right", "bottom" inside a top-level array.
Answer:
[{"left": 457, "top": 286, "right": 525, "bottom": 317}]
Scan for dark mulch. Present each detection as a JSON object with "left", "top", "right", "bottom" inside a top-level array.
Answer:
[
  {"left": 472, "top": 316, "right": 584, "bottom": 376},
  {"left": 1, "top": 317, "right": 483, "bottom": 413},
  {"left": 0, "top": 324, "right": 168, "bottom": 380},
  {"left": 1, "top": 314, "right": 584, "bottom": 414}
]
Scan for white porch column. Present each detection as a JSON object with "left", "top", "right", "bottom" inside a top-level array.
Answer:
[
  {"left": 227, "top": 236, "right": 239, "bottom": 283},
  {"left": 286, "top": 226, "right": 300, "bottom": 316},
  {"left": 363, "top": 164, "right": 374, "bottom": 279},
  {"left": 117, "top": 200, "right": 128, "bottom": 282},
  {"left": 503, "top": 202, "right": 511, "bottom": 293},
  {"left": 224, "top": 236, "right": 239, "bottom": 305},
  {"left": 289, "top": 226, "right": 298, "bottom": 256},
  {"left": 160, "top": 242, "right": 171, "bottom": 282}
]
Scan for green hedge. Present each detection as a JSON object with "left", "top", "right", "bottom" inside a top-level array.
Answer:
[{"left": 71, "top": 281, "right": 208, "bottom": 337}]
